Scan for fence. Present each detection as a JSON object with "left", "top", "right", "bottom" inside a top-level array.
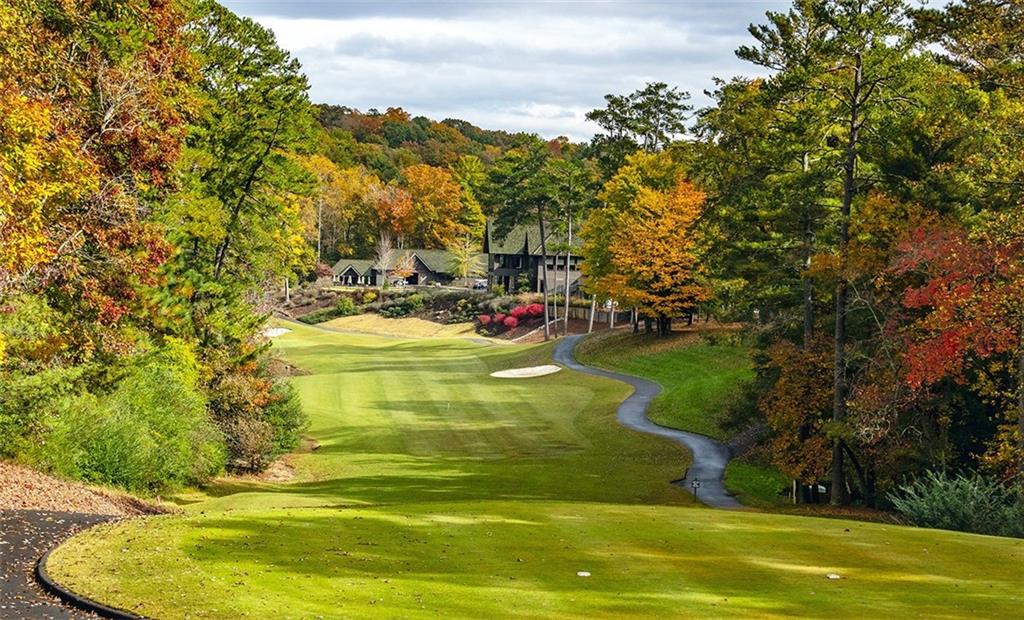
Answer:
[{"left": 549, "top": 304, "right": 632, "bottom": 325}]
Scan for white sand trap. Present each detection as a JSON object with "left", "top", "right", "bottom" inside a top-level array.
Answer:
[
  {"left": 490, "top": 365, "right": 562, "bottom": 378},
  {"left": 262, "top": 327, "right": 292, "bottom": 338}
]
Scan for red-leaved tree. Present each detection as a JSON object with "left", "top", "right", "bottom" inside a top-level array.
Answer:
[{"left": 894, "top": 213, "right": 1024, "bottom": 479}]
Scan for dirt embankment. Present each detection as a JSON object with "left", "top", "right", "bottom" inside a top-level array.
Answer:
[{"left": 0, "top": 462, "right": 162, "bottom": 517}]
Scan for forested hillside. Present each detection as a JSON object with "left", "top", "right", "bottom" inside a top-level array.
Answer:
[{"left": 316, "top": 104, "right": 526, "bottom": 175}]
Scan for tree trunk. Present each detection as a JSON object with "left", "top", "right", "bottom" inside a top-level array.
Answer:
[
  {"left": 841, "top": 441, "right": 874, "bottom": 507},
  {"left": 552, "top": 251, "right": 560, "bottom": 327},
  {"left": 802, "top": 153, "right": 815, "bottom": 347},
  {"left": 633, "top": 308, "right": 639, "bottom": 334},
  {"left": 832, "top": 52, "right": 862, "bottom": 506},
  {"left": 564, "top": 216, "right": 572, "bottom": 336},
  {"left": 587, "top": 295, "right": 596, "bottom": 334},
  {"left": 213, "top": 110, "right": 286, "bottom": 281},
  {"left": 316, "top": 196, "right": 323, "bottom": 262},
  {"left": 1018, "top": 311, "right": 1024, "bottom": 476},
  {"left": 538, "top": 207, "right": 551, "bottom": 341},
  {"left": 793, "top": 155, "right": 816, "bottom": 506}
]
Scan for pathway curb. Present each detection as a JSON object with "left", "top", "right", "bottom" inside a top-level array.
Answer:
[{"left": 36, "top": 542, "right": 146, "bottom": 620}]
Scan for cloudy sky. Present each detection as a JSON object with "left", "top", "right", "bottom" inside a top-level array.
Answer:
[{"left": 222, "top": 1, "right": 791, "bottom": 140}]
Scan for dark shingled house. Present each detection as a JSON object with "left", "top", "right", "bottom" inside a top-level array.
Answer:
[
  {"left": 483, "top": 222, "right": 583, "bottom": 294},
  {"left": 331, "top": 222, "right": 577, "bottom": 291},
  {"left": 332, "top": 259, "right": 376, "bottom": 286},
  {"left": 332, "top": 249, "right": 473, "bottom": 286}
]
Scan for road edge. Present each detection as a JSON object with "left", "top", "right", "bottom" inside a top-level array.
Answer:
[{"left": 36, "top": 535, "right": 146, "bottom": 620}]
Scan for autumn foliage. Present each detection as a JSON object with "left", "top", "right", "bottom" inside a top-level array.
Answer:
[
  {"left": 759, "top": 339, "right": 834, "bottom": 485},
  {"left": 584, "top": 175, "right": 710, "bottom": 335},
  {"left": 894, "top": 213, "right": 1024, "bottom": 477}
]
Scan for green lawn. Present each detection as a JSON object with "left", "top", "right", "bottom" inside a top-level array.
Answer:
[
  {"left": 575, "top": 330, "right": 752, "bottom": 440},
  {"left": 49, "top": 324, "right": 1023, "bottom": 618},
  {"left": 575, "top": 329, "right": 793, "bottom": 507}
]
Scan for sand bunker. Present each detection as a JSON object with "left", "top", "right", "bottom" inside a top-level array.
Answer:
[
  {"left": 263, "top": 327, "right": 292, "bottom": 338},
  {"left": 490, "top": 365, "right": 562, "bottom": 378}
]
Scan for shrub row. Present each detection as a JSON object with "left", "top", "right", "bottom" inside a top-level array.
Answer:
[{"left": 889, "top": 470, "right": 1024, "bottom": 538}]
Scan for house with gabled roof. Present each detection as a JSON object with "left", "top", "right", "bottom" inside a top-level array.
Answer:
[
  {"left": 332, "top": 259, "right": 376, "bottom": 286},
  {"left": 484, "top": 222, "right": 583, "bottom": 294},
  {"left": 331, "top": 221, "right": 580, "bottom": 292},
  {"left": 332, "top": 249, "right": 481, "bottom": 287}
]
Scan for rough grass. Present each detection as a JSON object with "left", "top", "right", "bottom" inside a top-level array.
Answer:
[
  {"left": 321, "top": 313, "right": 479, "bottom": 338},
  {"left": 575, "top": 329, "right": 751, "bottom": 440},
  {"left": 49, "top": 324, "right": 1024, "bottom": 618},
  {"left": 724, "top": 457, "right": 792, "bottom": 508}
]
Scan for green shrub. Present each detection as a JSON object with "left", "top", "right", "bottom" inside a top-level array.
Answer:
[
  {"left": 205, "top": 358, "right": 308, "bottom": 472},
  {"left": 362, "top": 290, "right": 378, "bottom": 304},
  {"left": 299, "top": 299, "right": 360, "bottom": 324},
  {"left": 379, "top": 293, "right": 424, "bottom": 318},
  {"left": 335, "top": 296, "right": 357, "bottom": 316},
  {"left": 480, "top": 295, "right": 515, "bottom": 314},
  {"left": 889, "top": 471, "right": 1024, "bottom": 538},
  {"left": 41, "top": 342, "right": 225, "bottom": 492},
  {"left": 0, "top": 366, "right": 84, "bottom": 458},
  {"left": 263, "top": 381, "right": 305, "bottom": 455}
]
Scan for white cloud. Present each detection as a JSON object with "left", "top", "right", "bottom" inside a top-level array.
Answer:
[{"left": 224, "top": 2, "right": 790, "bottom": 140}]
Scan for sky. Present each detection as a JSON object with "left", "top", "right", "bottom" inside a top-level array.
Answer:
[{"left": 221, "top": 1, "right": 792, "bottom": 140}]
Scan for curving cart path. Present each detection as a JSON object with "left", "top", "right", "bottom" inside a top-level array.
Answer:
[{"left": 554, "top": 335, "right": 744, "bottom": 509}]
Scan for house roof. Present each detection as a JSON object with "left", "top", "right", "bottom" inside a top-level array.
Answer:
[
  {"left": 485, "top": 221, "right": 582, "bottom": 256},
  {"left": 332, "top": 258, "right": 375, "bottom": 276},
  {"left": 404, "top": 249, "right": 452, "bottom": 274}
]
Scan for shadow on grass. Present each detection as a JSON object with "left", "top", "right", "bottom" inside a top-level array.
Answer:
[{"left": 169, "top": 506, "right": 1023, "bottom": 619}]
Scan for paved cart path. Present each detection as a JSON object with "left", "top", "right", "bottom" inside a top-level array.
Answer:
[
  {"left": 0, "top": 510, "right": 111, "bottom": 619},
  {"left": 554, "top": 335, "right": 744, "bottom": 509}
]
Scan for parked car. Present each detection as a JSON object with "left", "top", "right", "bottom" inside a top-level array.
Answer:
[{"left": 472, "top": 279, "right": 488, "bottom": 290}]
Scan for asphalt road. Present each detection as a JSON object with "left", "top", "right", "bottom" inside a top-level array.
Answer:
[{"left": 0, "top": 510, "right": 110, "bottom": 619}]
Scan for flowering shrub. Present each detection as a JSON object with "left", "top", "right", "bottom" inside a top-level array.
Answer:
[
  {"left": 494, "top": 312, "right": 506, "bottom": 323},
  {"left": 478, "top": 314, "right": 492, "bottom": 325},
  {"left": 503, "top": 316, "right": 519, "bottom": 329},
  {"left": 526, "top": 303, "right": 544, "bottom": 317},
  {"left": 510, "top": 306, "right": 528, "bottom": 319}
]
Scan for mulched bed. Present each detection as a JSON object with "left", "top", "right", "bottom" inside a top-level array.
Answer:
[{"left": 0, "top": 510, "right": 110, "bottom": 619}]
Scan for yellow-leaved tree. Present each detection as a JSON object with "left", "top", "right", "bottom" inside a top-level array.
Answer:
[{"left": 595, "top": 177, "right": 710, "bottom": 336}]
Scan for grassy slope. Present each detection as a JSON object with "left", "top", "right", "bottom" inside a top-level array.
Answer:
[
  {"left": 49, "top": 324, "right": 1023, "bottom": 618},
  {"left": 576, "top": 330, "right": 790, "bottom": 507},
  {"left": 575, "top": 330, "right": 751, "bottom": 439}
]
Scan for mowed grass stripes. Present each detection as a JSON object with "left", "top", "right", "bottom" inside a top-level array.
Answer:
[{"left": 48, "top": 323, "right": 1024, "bottom": 618}]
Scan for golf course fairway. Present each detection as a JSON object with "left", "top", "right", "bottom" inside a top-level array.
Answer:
[{"left": 47, "top": 323, "right": 1023, "bottom": 618}]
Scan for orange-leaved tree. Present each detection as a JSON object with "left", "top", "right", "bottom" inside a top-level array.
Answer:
[
  {"left": 372, "top": 183, "right": 415, "bottom": 248},
  {"left": 605, "top": 178, "right": 710, "bottom": 336},
  {"left": 759, "top": 338, "right": 834, "bottom": 494},
  {"left": 401, "top": 164, "right": 469, "bottom": 248}
]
